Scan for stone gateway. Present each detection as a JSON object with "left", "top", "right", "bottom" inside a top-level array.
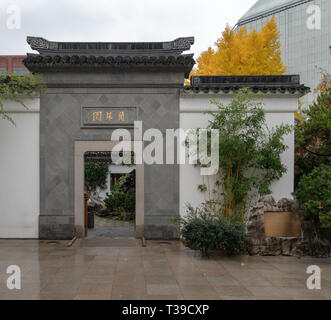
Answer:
[{"left": 24, "top": 36, "right": 195, "bottom": 240}]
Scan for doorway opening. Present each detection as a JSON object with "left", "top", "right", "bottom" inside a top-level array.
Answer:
[
  {"left": 84, "top": 151, "right": 136, "bottom": 238},
  {"left": 74, "top": 141, "right": 144, "bottom": 239}
]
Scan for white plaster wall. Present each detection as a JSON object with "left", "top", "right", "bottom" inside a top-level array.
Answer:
[
  {"left": 0, "top": 93, "right": 299, "bottom": 234},
  {"left": 179, "top": 93, "right": 298, "bottom": 217},
  {"left": 0, "top": 98, "right": 40, "bottom": 238}
]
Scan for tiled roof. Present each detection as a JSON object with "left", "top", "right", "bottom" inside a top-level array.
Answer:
[
  {"left": 24, "top": 36, "right": 196, "bottom": 77},
  {"left": 23, "top": 53, "right": 195, "bottom": 78},
  {"left": 26, "top": 36, "right": 195, "bottom": 56},
  {"left": 184, "top": 75, "right": 310, "bottom": 95}
]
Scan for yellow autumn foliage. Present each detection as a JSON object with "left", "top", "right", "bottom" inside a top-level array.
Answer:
[{"left": 189, "top": 17, "right": 287, "bottom": 80}]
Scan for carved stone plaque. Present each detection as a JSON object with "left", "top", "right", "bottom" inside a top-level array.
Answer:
[{"left": 81, "top": 106, "right": 138, "bottom": 128}]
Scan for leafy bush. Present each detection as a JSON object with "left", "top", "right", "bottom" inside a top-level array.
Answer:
[
  {"left": 178, "top": 203, "right": 248, "bottom": 257},
  {"left": 123, "top": 189, "right": 135, "bottom": 213},
  {"left": 104, "top": 171, "right": 135, "bottom": 214},
  {"left": 119, "top": 170, "right": 136, "bottom": 193},
  {"left": 104, "top": 190, "right": 126, "bottom": 212},
  {"left": 295, "top": 92, "right": 331, "bottom": 187},
  {"left": 294, "top": 164, "right": 331, "bottom": 229},
  {"left": 104, "top": 189, "right": 135, "bottom": 214},
  {"left": 0, "top": 73, "right": 45, "bottom": 125},
  {"left": 84, "top": 161, "right": 109, "bottom": 192},
  {"left": 186, "top": 88, "right": 292, "bottom": 219}
]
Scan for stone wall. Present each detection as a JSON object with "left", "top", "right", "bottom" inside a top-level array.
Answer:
[{"left": 38, "top": 71, "right": 183, "bottom": 240}]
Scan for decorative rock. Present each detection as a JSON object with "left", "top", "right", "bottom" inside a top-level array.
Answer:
[
  {"left": 96, "top": 208, "right": 109, "bottom": 217},
  {"left": 277, "top": 198, "right": 300, "bottom": 212},
  {"left": 246, "top": 196, "right": 304, "bottom": 257},
  {"left": 122, "top": 212, "right": 135, "bottom": 221},
  {"left": 110, "top": 211, "right": 121, "bottom": 217}
]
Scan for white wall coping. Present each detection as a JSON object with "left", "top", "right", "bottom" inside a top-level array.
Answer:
[
  {"left": 180, "top": 93, "right": 299, "bottom": 113},
  {"left": 2, "top": 96, "right": 40, "bottom": 113}
]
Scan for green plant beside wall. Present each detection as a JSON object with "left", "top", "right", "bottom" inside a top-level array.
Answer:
[
  {"left": 104, "top": 171, "right": 136, "bottom": 214},
  {"left": 186, "top": 88, "right": 292, "bottom": 220},
  {"left": 84, "top": 161, "right": 109, "bottom": 193},
  {"left": 104, "top": 189, "right": 135, "bottom": 213},
  {"left": 295, "top": 91, "right": 331, "bottom": 188},
  {"left": 177, "top": 203, "right": 248, "bottom": 257},
  {"left": 0, "top": 73, "right": 45, "bottom": 125},
  {"left": 294, "top": 165, "right": 331, "bottom": 230}
]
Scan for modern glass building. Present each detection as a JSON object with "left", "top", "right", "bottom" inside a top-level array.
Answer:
[{"left": 237, "top": 0, "right": 331, "bottom": 106}]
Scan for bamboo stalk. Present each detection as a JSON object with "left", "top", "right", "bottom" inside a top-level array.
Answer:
[
  {"left": 229, "top": 159, "right": 233, "bottom": 219},
  {"left": 202, "top": 175, "right": 206, "bottom": 202},
  {"left": 240, "top": 194, "right": 248, "bottom": 217},
  {"left": 226, "top": 160, "right": 230, "bottom": 219},
  {"left": 217, "top": 170, "right": 220, "bottom": 215}
]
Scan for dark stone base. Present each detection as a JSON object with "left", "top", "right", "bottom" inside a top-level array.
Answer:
[
  {"left": 39, "top": 215, "right": 75, "bottom": 240},
  {"left": 248, "top": 237, "right": 305, "bottom": 257},
  {"left": 144, "top": 224, "right": 179, "bottom": 240}
]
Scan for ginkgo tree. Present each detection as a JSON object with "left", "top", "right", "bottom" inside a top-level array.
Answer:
[{"left": 189, "top": 17, "right": 287, "bottom": 80}]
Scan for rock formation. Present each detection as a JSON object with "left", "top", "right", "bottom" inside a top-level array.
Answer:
[{"left": 246, "top": 195, "right": 304, "bottom": 256}]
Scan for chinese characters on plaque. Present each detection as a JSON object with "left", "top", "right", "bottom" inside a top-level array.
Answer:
[
  {"left": 82, "top": 107, "right": 137, "bottom": 127},
  {"left": 90, "top": 110, "right": 125, "bottom": 122}
]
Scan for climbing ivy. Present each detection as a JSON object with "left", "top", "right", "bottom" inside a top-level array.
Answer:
[{"left": 0, "top": 73, "right": 45, "bottom": 125}]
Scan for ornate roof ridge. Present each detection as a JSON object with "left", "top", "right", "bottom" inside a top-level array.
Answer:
[
  {"left": 184, "top": 75, "right": 310, "bottom": 95},
  {"left": 26, "top": 36, "right": 195, "bottom": 56},
  {"left": 23, "top": 53, "right": 195, "bottom": 78},
  {"left": 183, "top": 86, "right": 310, "bottom": 95},
  {"left": 191, "top": 75, "right": 302, "bottom": 86}
]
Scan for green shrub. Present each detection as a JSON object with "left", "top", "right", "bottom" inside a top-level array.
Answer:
[
  {"left": 186, "top": 88, "right": 292, "bottom": 219},
  {"left": 84, "top": 161, "right": 109, "bottom": 192},
  {"left": 104, "top": 190, "right": 126, "bottom": 212},
  {"left": 294, "top": 164, "right": 331, "bottom": 229},
  {"left": 295, "top": 92, "right": 331, "bottom": 188},
  {"left": 104, "top": 189, "right": 135, "bottom": 214},
  {"left": 123, "top": 189, "right": 135, "bottom": 213},
  {"left": 178, "top": 203, "right": 248, "bottom": 257},
  {"left": 104, "top": 171, "right": 135, "bottom": 214}
]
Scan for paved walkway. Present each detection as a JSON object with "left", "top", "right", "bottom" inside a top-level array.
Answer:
[
  {"left": 87, "top": 215, "right": 135, "bottom": 238},
  {"left": 0, "top": 239, "right": 330, "bottom": 300}
]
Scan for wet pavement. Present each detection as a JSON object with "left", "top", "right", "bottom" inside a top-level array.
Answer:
[
  {"left": 0, "top": 239, "right": 330, "bottom": 300},
  {"left": 87, "top": 215, "right": 135, "bottom": 238}
]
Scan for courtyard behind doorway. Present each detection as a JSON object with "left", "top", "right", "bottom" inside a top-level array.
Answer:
[
  {"left": 84, "top": 150, "right": 136, "bottom": 238},
  {"left": 74, "top": 141, "right": 144, "bottom": 239}
]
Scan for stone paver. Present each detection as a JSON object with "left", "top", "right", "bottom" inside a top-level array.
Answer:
[
  {"left": 87, "top": 215, "right": 135, "bottom": 238},
  {"left": 0, "top": 239, "right": 330, "bottom": 300}
]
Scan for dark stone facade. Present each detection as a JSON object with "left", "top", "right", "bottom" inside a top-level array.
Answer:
[{"left": 25, "top": 36, "right": 195, "bottom": 240}]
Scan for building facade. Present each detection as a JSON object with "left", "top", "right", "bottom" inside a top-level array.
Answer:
[{"left": 237, "top": 0, "right": 331, "bottom": 106}]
